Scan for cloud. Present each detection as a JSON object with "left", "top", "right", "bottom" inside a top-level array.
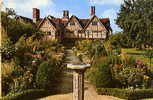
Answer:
[
  {"left": 101, "top": 8, "right": 122, "bottom": 32},
  {"left": 4, "top": 0, "right": 53, "bottom": 14},
  {"left": 46, "top": 10, "right": 62, "bottom": 18},
  {"left": 89, "top": 0, "right": 123, "bottom": 5}
]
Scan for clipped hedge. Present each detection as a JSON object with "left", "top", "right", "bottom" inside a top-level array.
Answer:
[
  {"left": 97, "top": 88, "right": 153, "bottom": 100},
  {"left": 1, "top": 89, "right": 50, "bottom": 100}
]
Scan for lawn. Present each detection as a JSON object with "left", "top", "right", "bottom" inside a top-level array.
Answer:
[{"left": 121, "top": 48, "right": 153, "bottom": 70}]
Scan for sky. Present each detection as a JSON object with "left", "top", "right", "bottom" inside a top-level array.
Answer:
[{"left": 3, "top": 0, "right": 123, "bottom": 33}]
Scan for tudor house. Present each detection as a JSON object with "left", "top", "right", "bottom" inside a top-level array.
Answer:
[{"left": 16, "top": 6, "right": 112, "bottom": 43}]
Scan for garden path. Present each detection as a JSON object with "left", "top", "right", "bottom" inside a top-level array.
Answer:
[
  {"left": 37, "top": 49, "right": 124, "bottom": 100},
  {"left": 64, "top": 49, "right": 81, "bottom": 64}
]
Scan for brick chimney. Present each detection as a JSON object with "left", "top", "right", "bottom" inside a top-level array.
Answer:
[
  {"left": 63, "top": 10, "right": 69, "bottom": 19},
  {"left": 90, "top": 6, "right": 95, "bottom": 17},
  {"left": 33, "top": 8, "right": 40, "bottom": 23}
]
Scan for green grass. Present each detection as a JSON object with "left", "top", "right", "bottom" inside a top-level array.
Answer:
[{"left": 121, "top": 48, "right": 153, "bottom": 70}]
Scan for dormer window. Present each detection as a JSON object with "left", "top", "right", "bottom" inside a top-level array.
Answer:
[
  {"left": 70, "top": 21, "right": 75, "bottom": 25},
  {"left": 92, "top": 21, "right": 97, "bottom": 25}
]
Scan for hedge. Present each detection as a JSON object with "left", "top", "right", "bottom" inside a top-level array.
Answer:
[
  {"left": 1, "top": 89, "right": 51, "bottom": 100},
  {"left": 97, "top": 88, "right": 153, "bottom": 100}
]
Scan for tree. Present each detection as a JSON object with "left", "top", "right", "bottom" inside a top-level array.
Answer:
[
  {"left": 1, "top": 8, "right": 37, "bottom": 43},
  {"left": 109, "top": 32, "right": 132, "bottom": 48},
  {"left": 116, "top": 0, "right": 153, "bottom": 48},
  {"left": 1, "top": 8, "right": 16, "bottom": 30}
]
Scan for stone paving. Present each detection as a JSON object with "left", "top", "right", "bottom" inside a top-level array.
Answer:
[
  {"left": 64, "top": 49, "right": 81, "bottom": 64},
  {"left": 37, "top": 49, "right": 124, "bottom": 100}
]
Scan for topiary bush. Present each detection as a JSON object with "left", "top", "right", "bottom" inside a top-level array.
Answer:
[{"left": 36, "top": 60, "right": 63, "bottom": 92}]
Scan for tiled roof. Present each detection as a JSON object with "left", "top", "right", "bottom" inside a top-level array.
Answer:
[
  {"left": 15, "top": 16, "right": 34, "bottom": 24},
  {"left": 36, "top": 19, "right": 43, "bottom": 25},
  {"left": 49, "top": 18, "right": 64, "bottom": 30},
  {"left": 16, "top": 15, "right": 111, "bottom": 31},
  {"left": 64, "top": 15, "right": 83, "bottom": 29},
  {"left": 100, "top": 18, "right": 112, "bottom": 32},
  {"left": 79, "top": 19, "right": 90, "bottom": 27},
  {"left": 100, "top": 18, "right": 110, "bottom": 23}
]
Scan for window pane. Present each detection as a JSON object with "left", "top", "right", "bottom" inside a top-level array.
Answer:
[
  {"left": 70, "top": 21, "right": 75, "bottom": 25},
  {"left": 92, "top": 21, "right": 97, "bottom": 25}
]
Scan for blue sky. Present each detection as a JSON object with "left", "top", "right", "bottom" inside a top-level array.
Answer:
[{"left": 3, "top": 0, "right": 123, "bottom": 33}]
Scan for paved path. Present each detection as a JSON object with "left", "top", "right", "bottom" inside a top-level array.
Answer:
[
  {"left": 38, "top": 81, "right": 123, "bottom": 100},
  {"left": 37, "top": 49, "right": 124, "bottom": 100},
  {"left": 64, "top": 49, "right": 81, "bottom": 64}
]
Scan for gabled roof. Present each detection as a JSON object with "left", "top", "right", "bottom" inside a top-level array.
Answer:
[
  {"left": 100, "top": 18, "right": 112, "bottom": 32},
  {"left": 74, "top": 17, "right": 110, "bottom": 31},
  {"left": 65, "top": 15, "right": 83, "bottom": 29},
  {"left": 83, "top": 15, "right": 107, "bottom": 32},
  {"left": 15, "top": 15, "right": 34, "bottom": 24},
  {"left": 79, "top": 19, "right": 90, "bottom": 28},
  {"left": 36, "top": 19, "right": 43, "bottom": 25},
  {"left": 100, "top": 18, "right": 110, "bottom": 23},
  {"left": 51, "top": 18, "right": 64, "bottom": 30},
  {"left": 15, "top": 14, "right": 111, "bottom": 32},
  {"left": 38, "top": 16, "right": 64, "bottom": 30},
  {"left": 38, "top": 17, "right": 56, "bottom": 30}
]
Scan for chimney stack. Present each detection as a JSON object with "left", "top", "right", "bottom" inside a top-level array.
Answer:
[
  {"left": 33, "top": 8, "right": 40, "bottom": 23},
  {"left": 63, "top": 10, "right": 69, "bottom": 19},
  {"left": 90, "top": 6, "right": 95, "bottom": 17}
]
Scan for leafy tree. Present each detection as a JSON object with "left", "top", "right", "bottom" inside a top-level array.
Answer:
[
  {"left": 1, "top": 8, "right": 16, "bottom": 30},
  {"left": 109, "top": 32, "right": 132, "bottom": 48},
  {"left": 116, "top": 0, "right": 153, "bottom": 48},
  {"left": 1, "top": 8, "right": 37, "bottom": 43}
]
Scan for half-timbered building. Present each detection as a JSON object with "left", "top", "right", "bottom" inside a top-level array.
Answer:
[{"left": 16, "top": 6, "right": 112, "bottom": 43}]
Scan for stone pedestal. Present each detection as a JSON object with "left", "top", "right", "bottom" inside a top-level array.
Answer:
[
  {"left": 67, "top": 64, "right": 90, "bottom": 100},
  {"left": 0, "top": 53, "right": 2, "bottom": 98}
]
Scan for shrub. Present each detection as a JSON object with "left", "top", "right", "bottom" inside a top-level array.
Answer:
[
  {"left": 109, "top": 32, "right": 133, "bottom": 48},
  {"left": 1, "top": 39, "right": 16, "bottom": 61},
  {"left": 3, "top": 64, "right": 38, "bottom": 96},
  {"left": 36, "top": 60, "right": 62, "bottom": 92},
  {"left": 97, "top": 88, "right": 153, "bottom": 100},
  {"left": 145, "top": 49, "right": 153, "bottom": 68},
  {"left": 1, "top": 89, "right": 49, "bottom": 100},
  {"left": 2, "top": 60, "right": 16, "bottom": 96},
  {"left": 114, "top": 67, "right": 145, "bottom": 88},
  {"left": 76, "top": 40, "right": 107, "bottom": 58},
  {"left": 87, "top": 57, "right": 114, "bottom": 88}
]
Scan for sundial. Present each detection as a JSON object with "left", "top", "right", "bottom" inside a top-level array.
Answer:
[{"left": 67, "top": 63, "right": 91, "bottom": 100}]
